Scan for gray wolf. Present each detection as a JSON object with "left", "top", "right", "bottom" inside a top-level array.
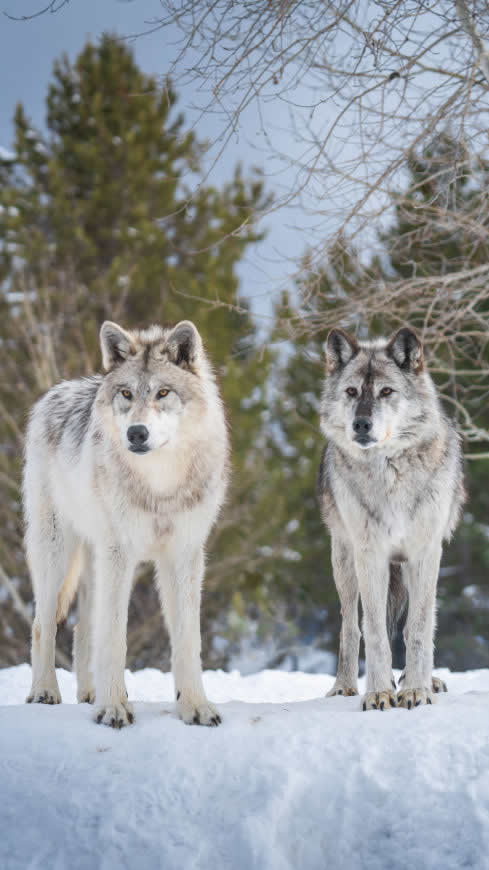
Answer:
[
  {"left": 318, "top": 327, "right": 465, "bottom": 710},
  {"left": 24, "top": 320, "right": 229, "bottom": 728}
]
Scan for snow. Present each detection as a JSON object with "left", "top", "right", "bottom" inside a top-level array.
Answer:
[
  {"left": 2, "top": 665, "right": 489, "bottom": 870},
  {"left": 0, "top": 145, "right": 15, "bottom": 162}
]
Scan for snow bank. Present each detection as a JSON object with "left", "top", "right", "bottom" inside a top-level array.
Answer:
[{"left": 2, "top": 665, "right": 489, "bottom": 870}]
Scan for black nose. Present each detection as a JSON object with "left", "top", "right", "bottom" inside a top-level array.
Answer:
[
  {"left": 127, "top": 424, "right": 149, "bottom": 446},
  {"left": 353, "top": 417, "right": 372, "bottom": 435}
]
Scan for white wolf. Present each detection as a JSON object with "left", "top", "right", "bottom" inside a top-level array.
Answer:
[{"left": 24, "top": 320, "right": 229, "bottom": 728}]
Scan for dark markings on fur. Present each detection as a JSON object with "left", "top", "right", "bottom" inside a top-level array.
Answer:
[
  {"left": 317, "top": 445, "right": 328, "bottom": 500},
  {"left": 176, "top": 691, "right": 181, "bottom": 700},
  {"left": 50, "top": 512, "right": 58, "bottom": 545},
  {"left": 175, "top": 336, "right": 192, "bottom": 367},
  {"left": 355, "top": 358, "right": 375, "bottom": 418},
  {"left": 387, "top": 327, "right": 423, "bottom": 373},
  {"left": 44, "top": 377, "right": 101, "bottom": 450},
  {"left": 387, "top": 562, "right": 408, "bottom": 642},
  {"left": 412, "top": 411, "right": 428, "bottom": 425},
  {"left": 70, "top": 381, "right": 101, "bottom": 448},
  {"left": 327, "top": 328, "right": 359, "bottom": 371},
  {"left": 142, "top": 343, "right": 152, "bottom": 370}
]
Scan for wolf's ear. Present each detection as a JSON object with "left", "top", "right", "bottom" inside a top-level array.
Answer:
[
  {"left": 100, "top": 321, "right": 136, "bottom": 371},
  {"left": 166, "top": 321, "right": 202, "bottom": 369},
  {"left": 386, "top": 327, "right": 423, "bottom": 374},
  {"left": 325, "top": 328, "right": 359, "bottom": 374}
]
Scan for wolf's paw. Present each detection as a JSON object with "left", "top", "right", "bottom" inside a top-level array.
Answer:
[
  {"left": 362, "top": 690, "right": 397, "bottom": 711},
  {"left": 326, "top": 686, "right": 358, "bottom": 697},
  {"left": 432, "top": 676, "right": 447, "bottom": 694},
  {"left": 77, "top": 687, "right": 96, "bottom": 704},
  {"left": 26, "top": 687, "right": 61, "bottom": 705},
  {"left": 94, "top": 700, "right": 135, "bottom": 729},
  {"left": 177, "top": 695, "right": 221, "bottom": 727},
  {"left": 397, "top": 688, "right": 435, "bottom": 709},
  {"left": 398, "top": 671, "right": 447, "bottom": 694}
]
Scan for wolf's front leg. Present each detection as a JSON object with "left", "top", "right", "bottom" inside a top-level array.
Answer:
[
  {"left": 327, "top": 536, "right": 360, "bottom": 697},
  {"left": 355, "top": 549, "right": 397, "bottom": 711},
  {"left": 92, "top": 545, "right": 135, "bottom": 728},
  {"left": 397, "top": 544, "right": 442, "bottom": 709},
  {"left": 157, "top": 545, "right": 221, "bottom": 727}
]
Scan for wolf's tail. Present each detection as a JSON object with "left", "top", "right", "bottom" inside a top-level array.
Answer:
[
  {"left": 56, "top": 542, "right": 84, "bottom": 624},
  {"left": 386, "top": 562, "right": 408, "bottom": 643}
]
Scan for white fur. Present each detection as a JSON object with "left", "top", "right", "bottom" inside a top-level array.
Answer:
[{"left": 24, "top": 322, "right": 228, "bottom": 728}]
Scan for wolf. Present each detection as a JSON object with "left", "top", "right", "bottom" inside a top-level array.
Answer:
[
  {"left": 318, "top": 327, "right": 465, "bottom": 710},
  {"left": 24, "top": 319, "right": 229, "bottom": 728}
]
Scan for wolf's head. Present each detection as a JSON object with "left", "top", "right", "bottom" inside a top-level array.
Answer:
[
  {"left": 98, "top": 320, "right": 213, "bottom": 455},
  {"left": 320, "top": 327, "right": 440, "bottom": 454}
]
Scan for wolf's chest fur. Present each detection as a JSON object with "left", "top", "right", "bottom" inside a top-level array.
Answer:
[
  {"left": 327, "top": 435, "right": 452, "bottom": 549},
  {"left": 93, "top": 441, "right": 225, "bottom": 548}
]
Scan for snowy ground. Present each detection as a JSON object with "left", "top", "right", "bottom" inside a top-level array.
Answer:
[{"left": 2, "top": 665, "right": 489, "bottom": 870}]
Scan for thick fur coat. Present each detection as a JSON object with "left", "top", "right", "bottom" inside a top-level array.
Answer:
[
  {"left": 24, "top": 320, "right": 229, "bottom": 727},
  {"left": 318, "top": 327, "right": 465, "bottom": 710}
]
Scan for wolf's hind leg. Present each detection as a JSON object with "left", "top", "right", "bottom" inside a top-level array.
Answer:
[
  {"left": 26, "top": 512, "right": 74, "bottom": 705},
  {"left": 327, "top": 537, "right": 361, "bottom": 698},
  {"left": 74, "top": 550, "right": 96, "bottom": 704},
  {"left": 397, "top": 544, "right": 442, "bottom": 709},
  {"left": 157, "top": 544, "right": 221, "bottom": 727}
]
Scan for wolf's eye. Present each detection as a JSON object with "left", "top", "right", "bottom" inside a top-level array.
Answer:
[
  {"left": 346, "top": 387, "right": 358, "bottom": 398},
  {"left": 157, "top": 388, "right": 169, "bottom": 399},
  {"left": 380, "top": 387, "right": 393, "bottom": 398},
  {"left": 121, "top": 389, "right": 132, "bottom": 400}
]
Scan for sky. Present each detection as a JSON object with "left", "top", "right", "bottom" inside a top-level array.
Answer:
[{"left": 0, "top": 0, "right": 315, "bottom": 323}]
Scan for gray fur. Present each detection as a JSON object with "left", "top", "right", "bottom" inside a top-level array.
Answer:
[{"left": 319, "top": 326, "right": 465, "bottom": 710}]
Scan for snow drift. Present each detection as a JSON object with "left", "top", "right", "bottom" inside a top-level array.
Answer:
[{"left": 1, "top": 665, "right": 489, "bottom": 870}]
